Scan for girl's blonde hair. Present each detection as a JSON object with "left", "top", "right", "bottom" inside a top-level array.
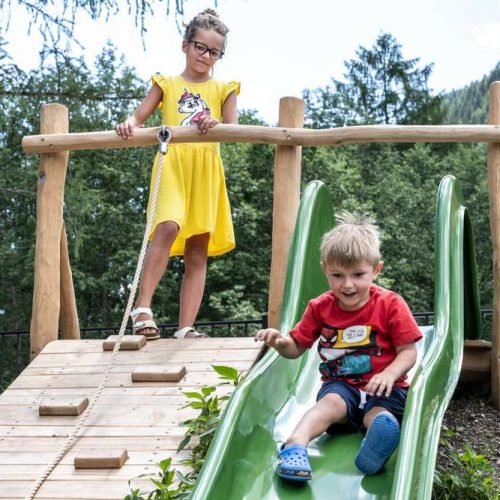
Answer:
[
  {"left": 320, "top": 210, "right": 381, "bottom": 267},
  {"left": 183, "top": 9, "right": 229, "bottom": 46}
]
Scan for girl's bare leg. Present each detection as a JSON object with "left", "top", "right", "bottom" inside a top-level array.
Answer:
[
  {"left": 134, "top": 221, "right": 179, "bottom": 332},
  {"left": 286, "top": 393, "right": 348, "bottom": 447},
  {"left": 178, "top": 232, "right": 210, "bottom": 331}
]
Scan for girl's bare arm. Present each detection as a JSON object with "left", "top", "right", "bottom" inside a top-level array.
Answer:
[
  {"left": 195, "top": 89, "right": 238, "bottom": 134},
  {"left": 221, "top": 90, "right": 238, "bottom": 124},
  {"left": 116, "top": 83, "right": 163, "bottom": 139}
]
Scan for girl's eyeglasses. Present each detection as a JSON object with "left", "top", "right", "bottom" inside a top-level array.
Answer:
[{"left": 188, "top": 40, "right": 224, "bottom": 60}]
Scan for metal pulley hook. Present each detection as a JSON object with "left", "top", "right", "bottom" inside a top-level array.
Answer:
[{"left": 157, "top": 125, "right": 171, "bottom": 154}]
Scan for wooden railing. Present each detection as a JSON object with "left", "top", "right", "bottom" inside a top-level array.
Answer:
[{"left": 22, "top": 84, "right": 500, "bottom": 407}]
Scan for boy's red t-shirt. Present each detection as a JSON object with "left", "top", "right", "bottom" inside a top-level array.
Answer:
[{"left": 289, "top": 285, "right": 423, "bottom": 388}]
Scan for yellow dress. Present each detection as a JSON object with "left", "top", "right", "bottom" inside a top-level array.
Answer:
[{"left": 148, "top": 74, "right": 240, "bottom": 256}]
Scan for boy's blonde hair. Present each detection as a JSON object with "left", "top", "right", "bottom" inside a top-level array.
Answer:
[{"left": 320, "top": 210, "right": 381, "bottom": 267}]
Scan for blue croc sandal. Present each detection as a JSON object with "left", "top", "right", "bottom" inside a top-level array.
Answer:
[
  {"left": 355, "top": 411, "right": 400, "bottom": 475},
  {"left": 277, "top": 444, "right": 312, "bottom": 481}
]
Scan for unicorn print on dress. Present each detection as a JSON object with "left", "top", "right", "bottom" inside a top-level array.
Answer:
[{"left": 177, "top": 88, "right": 211, "bottom": 126}]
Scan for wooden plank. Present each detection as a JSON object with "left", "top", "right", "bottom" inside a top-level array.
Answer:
[
  {"left": 0, "top": 464, "right": 184, "bottom": 480},
  {"left": 0, "top": 436, "right": 189, "bottom": 451},
  {"left": 1, "top": 385, "right": 232, "bottom": 398},
  {"left": 20, "top": 123, "right": 500, "bottom": 155},
  {"left": 28, "top": 348, "right": 259, "bottom": 367},
  {"left": 59, "top": 223, "right": 80, "bottom": 340},
  {"left": 0, "top": 394, "right": 193, "bottom": 407},
  {"left": 131, "top": 365, "right": 186, "bottom": 382},
  {"left": 0, "top": 405, "right": 198, "bottom": 426},
  {"left": 6, "top": 370, "right": 228, "bottom": 390},
  {"left": 22, "top": 359, "right": 250, "bottom": 375},
  {"left": 39, "top": 397, "right": 89, "bottom": 416},
  {"left": 102, "top": 335, "right": 146, "bottom": 351},
  {"left": 40, "top": 337, "right": 260, "bottom": 354},
  {"left": 0, "top": 464, "right": 157, "bottom": 478},
  {"left": 0, "top": 425, "right": 187, "bottom": 438},
  {"left": 488, "top": 81, "right": 500, "bottom": 408},
  {"left": 0, "top": 464, "right": 192, "bottom": 485},
  {"left": 461, "top": 339, "right": 491, "bottom": 381},
  {"left": 3, "top": 478, "right": 187, "bottom": 499},
  {"left": 74, "top": 449, "right": 128, "bottom": 469},
  {"left": 0, "top": 337, "right": 256, "bottom": 499},
  {"left": 0, "top": 478, "right": 158, "bottom": 499},
  {"left": 268, "top": 97, "right": 304, "bottom": 328},
  {"left": 0, "top": 449, "right": 189, "bottom": 466},
  {"left": 29, "top": 104, "right": 69, "bottom": 358}
]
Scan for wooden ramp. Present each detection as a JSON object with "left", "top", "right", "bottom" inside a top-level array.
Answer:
[{"left": 0, "top": 337, "right": 263, "bottom": 499}]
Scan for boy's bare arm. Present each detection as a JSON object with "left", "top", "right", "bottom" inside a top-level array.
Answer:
[
  {"left": 365, "top": 342, "right": 418, "bottom": 397},
  {"left": 254, "top": 328, "right": 306, "bottom": 359}
]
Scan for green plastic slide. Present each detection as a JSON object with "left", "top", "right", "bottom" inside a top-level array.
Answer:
[{"left": 191, "top": 176, "right": 481, "bottom": 500}]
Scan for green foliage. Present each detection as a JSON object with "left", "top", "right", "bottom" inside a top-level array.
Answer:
[
  {"left": 177, "top": 384, "right": 224, "bottom": 473},
  {"left": 125, "top": 365, "right": 242, "bottom": 500},
  {"left": 178, "top": 364, "right": 243, "bottom": 474},
  {"left": 433, "top": 434, "right": 500, "bottom": 500},
  {"left": 300, "top": 33, "right": 493, "bottom": 316},
  {"left": 0, "top": 29, "right": 496, "bottom": 340},
  {"left": 0, "top": 45, "right": 153, "bottom": 331},
  {"left": 206, "top": 111, "right": 274, "bottom": 323},
  {"left": 211, "top": 364, "right": 243, "bottom": 385},
  {"left": 443, "top": 62, "right": 500, "bottom": 125},
  {"left": 124, "top": 458, "right": 191, "bottom": 500},
  {"left": 0, "top": 50, "right": 274, "bottom": 333},
  {"left": 304, "top": 32, "right": 445, "bottom": 128},
  {"left": 301, "top": 140, "right": 492, "bottom": 315}
]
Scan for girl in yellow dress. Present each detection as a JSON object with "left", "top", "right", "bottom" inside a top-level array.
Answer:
[{"left": 116, "top": 9, "right": 239, "bottom": 339}]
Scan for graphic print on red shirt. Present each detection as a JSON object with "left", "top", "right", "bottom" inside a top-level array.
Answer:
[{"left": 289, "top": 286, "right": 423, "bottom": 388}]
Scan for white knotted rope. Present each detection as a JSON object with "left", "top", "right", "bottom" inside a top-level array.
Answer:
[{"left": 24, "top": 127, "right": 171, "bottom": 500}]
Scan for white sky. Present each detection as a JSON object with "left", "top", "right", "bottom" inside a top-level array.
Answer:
[{"left": 3, "top": 0, "right": 500, "bottom": 124}]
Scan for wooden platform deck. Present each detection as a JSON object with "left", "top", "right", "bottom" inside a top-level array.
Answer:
[{"left": 0, "top": 337, "right": 263, "bottom": 499}]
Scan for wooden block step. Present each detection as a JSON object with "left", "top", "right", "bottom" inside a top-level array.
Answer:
[
  {"left": 461, "top": 339, "right": 491, "bottom": 381},
  {"left": 74, "top": 449, "right": 128, "bottom": 469},
  {"left": 131, "top": 365, "right": 187, "bottom": 382},
  {"left": 103, "top": 335, "right": 147, "bottom": 351},
  {"left": 39, "top": 396, "right": 89, "bottom": 416}
]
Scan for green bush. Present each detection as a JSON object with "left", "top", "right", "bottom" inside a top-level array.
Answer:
[{"left": 433, "top": 434, "right": 499, "bottom": 500}]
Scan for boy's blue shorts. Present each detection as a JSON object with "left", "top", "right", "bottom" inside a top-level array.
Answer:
[{"left": 317, "top": 379, "right": 408, "bottom": 433}]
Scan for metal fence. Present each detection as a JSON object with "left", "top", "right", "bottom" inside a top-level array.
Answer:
[
  {"left": 76, "top": 316, "right": 268, "bottom": 340},
  {"left": 0, "top": 311, "right": 492, "bottom": 392},
  {"left": 0, "top": 317, "right": 267, "bottom": 390}
]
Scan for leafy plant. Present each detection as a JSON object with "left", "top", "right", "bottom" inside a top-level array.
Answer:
[
  {"left": 125, "top": 365, "right": 243, "bottom": 500},
  {"left": 124, "top": 458, "right": 190, "bottom": 500},
  {"left": 433, "top": 435, "right": 499, "bottom": 500},
  {"left": 211, "top": 364, "right": 244, "bottom": 385},
  {"left": 177, "top": 364, "right": 243, "bottom": 474},
  {"left": 176, "top": 385, "right": 226, "bottom": 475}
]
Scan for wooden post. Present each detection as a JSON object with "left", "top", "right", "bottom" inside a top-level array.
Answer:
[
  {"left": 487, "top": 81, "right": 500, "bottom": 408},
  {"left": 60, "top": 223, "right": 80, "bottom": 339},
  {"left": 30, "top": 104, "right": 70, "bottom": 358},
  {"left": 267, "top": 97, "right": 305, "bottom": 328}
]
